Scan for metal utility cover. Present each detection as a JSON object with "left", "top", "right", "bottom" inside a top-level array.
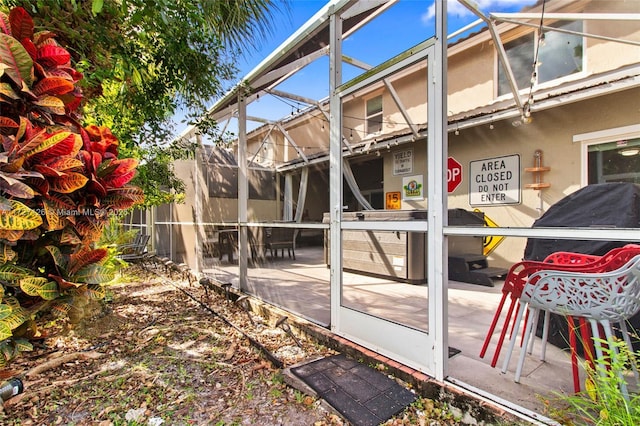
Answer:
[{"left": 290, "top": 354, "right": 416, "bottom": 426}]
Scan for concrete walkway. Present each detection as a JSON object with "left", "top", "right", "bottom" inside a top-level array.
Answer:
[{"left": 201, "top": 246, "right": 596, "bottom": 420}]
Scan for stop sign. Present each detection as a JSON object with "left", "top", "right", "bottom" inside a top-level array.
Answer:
[{"left": 447, "top": 157, "right": 463, "bottom": 193}]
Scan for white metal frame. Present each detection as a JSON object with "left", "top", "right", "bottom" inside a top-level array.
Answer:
[{"left": 327, "top": 2, "right": 447, "bottom": 377}]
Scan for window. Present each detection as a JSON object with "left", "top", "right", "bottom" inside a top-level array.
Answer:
[
  {"left": 498, "top": 21, "right": 583, "bottom": 97},
  {"left": 366, "top": 95, "right": 383, "bottom": 134},
  {"left": 588, "top": 138, "right": 640, "bottom": 184}
]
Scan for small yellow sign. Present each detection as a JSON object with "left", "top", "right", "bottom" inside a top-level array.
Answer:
[
  {"left": 474, "top": 208, "right": 505, "bottom": 256},
  {"left": 386, "top": 192, "right": 401, "bottom": 210}
]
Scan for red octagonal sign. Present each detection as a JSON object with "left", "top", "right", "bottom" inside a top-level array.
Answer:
[{"left": 447, "top": 157, "right": 463, "bottom": 193}]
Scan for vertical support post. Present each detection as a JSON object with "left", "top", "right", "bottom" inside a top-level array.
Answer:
[
  {"left": 284, "top": 174, "right": 293, "bottom": 221},
  {"left": 238, "top": 91, "right": 248, "bottom": 290},
  {"left": 147, "top": 207, "right": 154, "bottom": 255},
  {"left": 428, "top": 0, "right": 448, "bottom": 381},
  {"left": 195, "top": 134, "right": 202, "bottom": 272},
  {"left": 169, "top": 202, "right": 174, "bottom": 259},
  {"left": 329, "top": 6, "right": 343, "bottom": 331}
]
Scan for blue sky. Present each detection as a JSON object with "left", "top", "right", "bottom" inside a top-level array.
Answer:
[{"left": 179, "top": 0, "right": 536, "bottom": 137}]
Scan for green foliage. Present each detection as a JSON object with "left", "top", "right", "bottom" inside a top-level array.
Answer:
[
  {"left": 2, "top": 0, "right": 288, "bottom": 206},
  {"left": 544, "top": 337, "right": 640, "bottom": 425},
  {"left": 0, "top": 6, "right": 143, "bottom": 366}
]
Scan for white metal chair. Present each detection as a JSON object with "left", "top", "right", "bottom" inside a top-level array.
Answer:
[{"left": 502, "top": 254, "right": 640, "bottom": 395}]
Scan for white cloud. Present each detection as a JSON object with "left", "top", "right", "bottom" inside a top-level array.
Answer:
[{"left": 421, "top": 0, "right": 537, "bottom": 24}]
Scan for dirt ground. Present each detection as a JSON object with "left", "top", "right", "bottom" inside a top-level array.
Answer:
[{"left": 0, "top": 264, "right": 459, "bottom": 425}]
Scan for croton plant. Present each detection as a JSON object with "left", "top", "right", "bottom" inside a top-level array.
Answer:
[{"left": 0, "top": 7, "right": 143, "bottom": 365}]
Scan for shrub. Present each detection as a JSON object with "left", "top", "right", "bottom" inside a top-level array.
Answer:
[
  {"left": 544, "top": 336, "right": 640, "bottom": 425},
  {"left": 0, "top": 7, "right": 143, "bottom": 366}
]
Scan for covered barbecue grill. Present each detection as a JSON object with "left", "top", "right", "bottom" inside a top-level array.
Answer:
[
  {"left": 524, "top": 182, "right": 640, "bottom": 260},
  {"left": 524, "top": 182, "right": 640, "bottom": 351}
]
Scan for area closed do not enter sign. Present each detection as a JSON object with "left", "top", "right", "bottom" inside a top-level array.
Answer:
[{"left": 447, "top": 157, "right": 462, "bottom": 193}]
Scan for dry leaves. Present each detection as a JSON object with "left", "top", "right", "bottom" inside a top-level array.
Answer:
[
  {"left": 0, "top": 264, "right": 452, "bottom": 425},
  {"left": 0, "top": 265, "right": 339, "bottom": 425}
]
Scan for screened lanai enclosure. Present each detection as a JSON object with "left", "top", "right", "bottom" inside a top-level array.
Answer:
[{"left": 129, "top": 0, "right": 640, "bottom": 422}]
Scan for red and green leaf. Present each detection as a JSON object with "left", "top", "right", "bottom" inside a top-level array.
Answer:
[
  {"left": 49, "top": 274, "right": 81, "bottom": 290},
  {"left": 49, "top": 172, "right": 88, "bottom": 193},
  {"left": 34, "top": 164, "right": 64, "bottom": 177},
  {"left": 32, "top": 31, "right": 56, "bottom": 46},
  {"left": 68, "top": 247, "right": 107, "bottom": 275},
  {"left": 32, "top": 77, "right": 74, "bottom": 96},
  {"left": 0, "top": 82, "right": 19, "bottom": 100},
  {"left": 59, "top": 228, "right": 81, "bottom": 245},
  {"left": 49, "top": 301, "right": 71, "bottom": 318},
  {"left": 0, "top": 32, "right": 33, "bottom": 87},
  {"left": 0, "top": 117, "right": 19, "bottom": 129},
  {"left": 33, "top": 95, "right": 66, "bottom": 115},
  {"left": 106, "top": 186, "right": 145, "bottom": 204},
  {"left": 0, "top": 11, "right": 10, "bottom": 36},
  {"left": 73, "top": 264, "right": 115, "bottom": 285},
  {"left": 42, "top": 200, "right": 60, "bottom": 230},
  {"left": 20, "top": 130, "right": 69, "bottom": 157},
  {"left": 44, "top": 245, "right": 66, "bottom": 270},
  {"left": 9, "top": 7, "right": 33, "bottom": 43},
  {"left": 36, "top": 44, "right": 69, "bottom": 67},
  {"left": 0, "top": 229, "right": 25, "bottom": 242},
  {"left": 0, "top": 243, "right": 16, "bottom": 262},
  {"left": 102, "top": 169, "right": 136, "bottom": 188},
  {"left": 46, "top": 193, "right": 76, "bottom": 211},
  {"left": 45, "top": 157, "right": 83, "bottom": 172},
  {"left": 74, "top": 218, "right": 103, "bottom": 242}
]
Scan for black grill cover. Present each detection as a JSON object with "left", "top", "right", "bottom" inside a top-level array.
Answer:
[
  {"left": 524, "top": 183, "right": 640, "bottom": 353},
  {"left": 524, "top": 183, "right": 640, "bottom": 261}
]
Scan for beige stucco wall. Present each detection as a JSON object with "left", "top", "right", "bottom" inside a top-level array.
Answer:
[
  {"left": 586, "top": 1, "right": 640, "bottom": 73},
  {"left": 379, "top": 87, "right": 640, "bottom": 268},
  {"left": 448, "top": 41, "right": 495, "bottom": 114}
]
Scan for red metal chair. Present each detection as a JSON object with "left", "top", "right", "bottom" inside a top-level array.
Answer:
[
  {"left": 480, "top": 244, "right": 640, "bottom": 392},
  {"left": 504, "top": 254, "right": 640, "bottom": 397}
]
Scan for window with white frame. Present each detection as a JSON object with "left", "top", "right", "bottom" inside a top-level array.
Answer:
[
  {"left": 366, "top": 95, "right": 383, "bottom": 135},
  {"left": 588, "top": 138, "right": 640, "bottom": 184},
  {"left": 498, "top": 20, "right": 584, "bottom": 97},
  {"left": 575, "top": 125, "right": 640, "bottom": 186}
]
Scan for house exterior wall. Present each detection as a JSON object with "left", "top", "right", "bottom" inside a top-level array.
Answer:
[
  {"left": 375, "top": 87, "right": 640, "bottom": 269},
  {"left": 185, "top": 0, "right": 639, "bottom": 269},
  {"left": 448, "top": 41, "right": 495, "bottom": 114}
]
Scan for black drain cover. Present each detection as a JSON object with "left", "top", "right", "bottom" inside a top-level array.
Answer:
[{"left": 291, "top": 355, "right": 416, "bottom": 426}]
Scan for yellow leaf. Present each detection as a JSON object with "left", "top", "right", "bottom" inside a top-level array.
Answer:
[
  {"left": 585, "top": 376, "right": 597, "bottom": 401},
  {"left": 33, "top": 95, "right": 66, "bottom": 115},
  {"left": 0, "top": 200, "right": 43, "bottom": 230}
]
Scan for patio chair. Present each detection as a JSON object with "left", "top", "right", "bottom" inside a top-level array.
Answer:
[
  {"left": 502, "top": 255, "right": 640, "bottom": 397},
  {"left": 117, "top": 234, "right": 153, "bottom": 264},
  {"left": 480, "top": 244, "right": 640, "bottom": 391},
  {"left": 267, "top": 227, "right": 296, "bottom": 260}
]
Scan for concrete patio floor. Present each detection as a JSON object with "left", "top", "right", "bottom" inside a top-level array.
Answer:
[{"left": 200, "top": 245, "right": 613, "bottom": 422}]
